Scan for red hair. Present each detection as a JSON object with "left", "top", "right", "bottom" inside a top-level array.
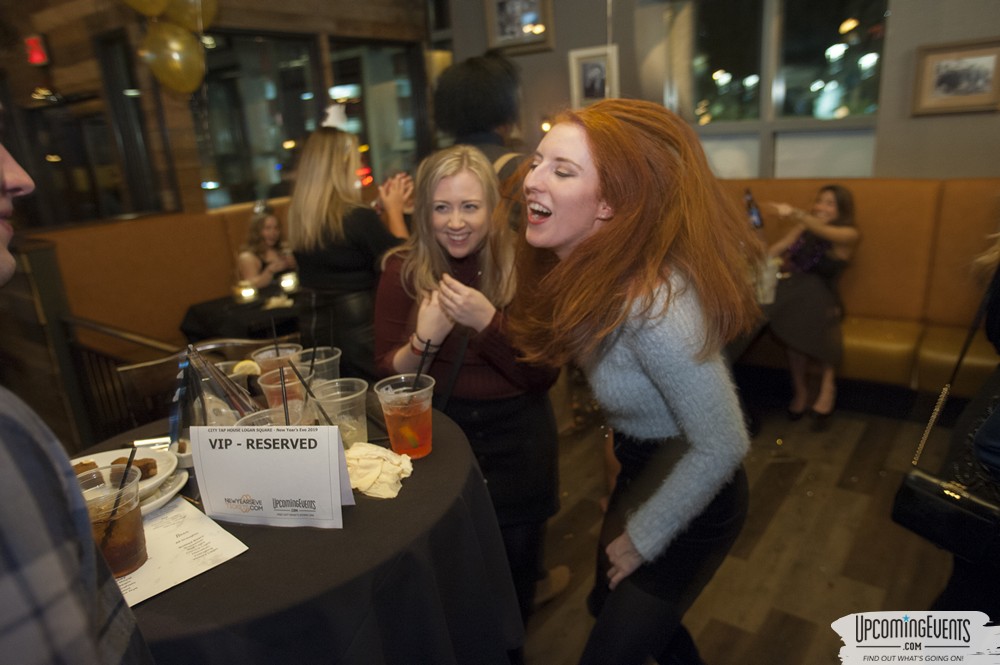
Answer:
[{"left": 508, "top": 99, "right": 762, "bottom": 366}]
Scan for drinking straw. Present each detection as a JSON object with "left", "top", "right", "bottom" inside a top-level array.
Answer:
[
  {"left": 411, "top": 338, "right": 432, "bottom": 391},
  {"left": 186, "top": 346, "right": 258, "bottom": 418},
  {"left": 307, "top": 291, "right": 318, "bottom": 376},
  {"left": 269, "top": 317, "right": 289, "bottom": 424},
  {"left": 307, "top": 346, "right": 317, "bottom": 377},
  {"left": 100, "top": 446, "right": 137, "bottom": 550},
  {"left": 287, "top": 362, "right": 334, "bottom": 426},
  {"left": 270, "top": 317, "right": 280, "bottom": 356},
  {"left": 278, "top": 367, "right": 290, "bottom": 425}
]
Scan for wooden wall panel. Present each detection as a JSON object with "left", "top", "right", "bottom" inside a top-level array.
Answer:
[{"left": 216, "top": 0, "right": 425, "bottom": 40}]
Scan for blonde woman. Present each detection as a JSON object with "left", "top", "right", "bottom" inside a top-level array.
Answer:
[
  {"left": 374, "top": 145, "right": 559, "bottom": 625},
  {"left": 287, "top": 126, "right": 410, "bottom": 380}
]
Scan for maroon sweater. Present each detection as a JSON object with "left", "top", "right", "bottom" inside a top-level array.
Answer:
[{"left": 373, "top": 252, "right": 557, "bottom": 401}]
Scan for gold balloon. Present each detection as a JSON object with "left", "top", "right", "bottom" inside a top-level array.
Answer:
[
  {"left": 139, "top": 21, "right": 205, "bottom": 94},
  {"left": 121, "top": 0, "right": 170, "bottom": 16},
  {"left": 163, "top": 0, "right": 218, "bottom": 32}
]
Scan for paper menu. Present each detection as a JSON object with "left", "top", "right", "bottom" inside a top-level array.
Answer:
[
  {"left": 190, "top": 425, "right": 354, "bottom": 529},
  {"left": 117, "top": 497, "right": 247, "bottom": 607}
]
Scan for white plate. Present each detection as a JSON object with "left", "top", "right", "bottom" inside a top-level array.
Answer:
[
  {"left": 71, "top": 448, "right": 178, "bottom": 500},
  {"left": 140, "top": 470, "right": 188, "bottom": 515}
]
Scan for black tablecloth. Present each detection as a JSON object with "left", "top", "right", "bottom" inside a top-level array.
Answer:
[
  {"left": 180, "top": 290, "right": 304, "bottom": 342},
  {"left": 93, "top": 412, "right": 523, "bottom": 664}
]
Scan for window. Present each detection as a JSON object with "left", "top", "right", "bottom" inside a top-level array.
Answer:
[
  {"left": 690, "top": 0, "right": 888, "bottom": 177},
  {"left": 692, "top": 0, "right": 764, "bottom": 124},
  {"left": 779, "top": 0, "right": 887, "bottom": 119},
  {"left": 694, "top": 0, "right": 886, "bottom": 124},
  {"left": 328, "top": 40, "right": 428, "bottom": 183},
  {"left": 192, "top": 32, "right": 320, "bottom": 208}
]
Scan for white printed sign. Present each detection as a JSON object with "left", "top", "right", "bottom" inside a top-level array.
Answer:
[{"left": 190, "top": 425, "right": 354, "bottom": 528}]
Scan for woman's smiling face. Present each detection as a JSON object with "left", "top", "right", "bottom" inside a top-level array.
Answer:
[
  {"left": 810, "top": 189, "right": 840, "bottom": 223},
  {"left": 523, "top": 122, "right": 612, "bottom": 260},
  {"left": 431, "top": 170, "right": 490, "bottom": 259}
]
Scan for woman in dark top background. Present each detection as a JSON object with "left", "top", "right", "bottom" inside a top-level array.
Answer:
[
  {"left": 433, "top": 51, "right": 524, "bottom": 182},
  {"left": 287, "top": 125, "right": 411, "bottom": 381},
  {"left": 766, "top": 185, "right": 860, "bottom": 428}
]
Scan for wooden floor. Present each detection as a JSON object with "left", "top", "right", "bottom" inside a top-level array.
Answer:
[{"left": 524, "top": 369, "right": 957, "bottom": 665}]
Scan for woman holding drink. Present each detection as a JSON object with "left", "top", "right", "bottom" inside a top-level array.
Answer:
[
  {"left": 508, "top": 99, "right": 760, "bottom": 664},
  {"left": 373, "top": 145, "right": 559, "bottom": 626},
  {"left": 237, "top": 202, "right": 297, "bottom": 289}
]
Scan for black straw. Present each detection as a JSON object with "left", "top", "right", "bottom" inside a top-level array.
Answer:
[
  {"left": 411, "top": 339, "right": 432, "bottom": 391},
  {"left": 287, "top": 362, "right": 333, "bottom": 426},
  {"left": 100, "top": 446, "right": 137, "bottom": 550},
  {"left": 270, "top": 317, "right": 280, "bottom": 355},
  {"left": 278, "top": 367, "right": 290, "bottom": 425}
]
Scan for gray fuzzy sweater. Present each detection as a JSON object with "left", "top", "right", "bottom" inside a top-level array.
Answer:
[{"left": 582, "top": 274, "right": 750, "bottom": 561}]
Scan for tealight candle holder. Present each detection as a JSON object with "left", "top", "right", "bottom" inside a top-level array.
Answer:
[
  {"left": 279, "top": 271, "right": 299, "bottom": 294},
  {"left": 233, "top": 281, "right": 258, "bottom": 304}
]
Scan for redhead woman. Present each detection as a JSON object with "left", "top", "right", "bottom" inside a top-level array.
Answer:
[
  {"left": 766, "top": 186, "right": 860, "bottom": 427},
  {"left": 374, "top": 145, "right": 559, "bottom": 627},
  {"left": 509, "top": 99, "right": 761, "bottom": 664},
  {"left": 237, "top": 204, "right": 296, "bottom": 289}
]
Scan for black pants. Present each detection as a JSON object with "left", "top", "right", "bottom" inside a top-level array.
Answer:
[
  {"left": 582, "top": 434, "right": 749, "bottom": 665},
  {"left": 445, "top": 393, "right": 560, "bottom": 625}
]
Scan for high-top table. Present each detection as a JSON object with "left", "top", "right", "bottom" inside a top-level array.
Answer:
[
  {"left": 92, "top": 410, "right": 523, "bottom": 664},
  {"left": 180, "top": 289, "right": 304, "bottom": 342}
]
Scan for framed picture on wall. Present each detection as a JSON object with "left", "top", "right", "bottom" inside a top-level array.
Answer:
[
  {"left": 913, "top": 36, "right": 1000, "bottom": 115},
  {"left": 484, "top": 0, "right": 554, "bottom": 54},
  {"left": 568, "top": 45, "right": 619, "bottom": 108}
]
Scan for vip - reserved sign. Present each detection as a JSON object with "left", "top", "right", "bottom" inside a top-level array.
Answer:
[{"left": 190, "top": 425, "right": 354, "bottom": 528}]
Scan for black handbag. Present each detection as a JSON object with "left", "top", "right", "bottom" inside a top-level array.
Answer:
[{"left": 890, "top": 273, "right": 1000, "bottom": 562}]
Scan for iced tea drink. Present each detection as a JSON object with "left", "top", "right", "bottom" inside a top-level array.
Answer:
[
  {"left": 259, "top": 366, "right": 313, "bottom": 409},
  {"left": 374, "top": 374, "right": 435, "bottom": 459},
  {"left": 250, "top": 343, "right": 302, "bottom": 374},
  {"left": 78, "top": 465, "right": 147, "bottom": 578}
]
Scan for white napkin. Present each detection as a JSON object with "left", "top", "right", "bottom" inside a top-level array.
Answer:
[{"left": 344, "top": 442, "right": 413, "bottom": 499}]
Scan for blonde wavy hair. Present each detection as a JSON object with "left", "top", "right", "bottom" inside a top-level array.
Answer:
[
  {"left": 287, "top": 127, "right": 363, "bottom": 251},
  {"left": 385, "top": 145, "right": 516, "bottom": 307}
]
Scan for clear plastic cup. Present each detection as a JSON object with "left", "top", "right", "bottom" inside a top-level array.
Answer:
[
  {"left": 250, "top": 343, "right": 302, "bottom": 374},
  {"left": 293, "top": 346, "right": 342, "bottom": 382},
  {"left": 373, "top": 374, "right": 435, "bottom": 459},
  {"left": 77, "top": 465, "right": 147, "bottom": 577},
  {"left": 312, "top": 378, "right": 368, "bottom": 448},
  {"left": 258, "top": 366, "right": 314, "bottom": 409},
  {"left": 235, "top": 404, "right": 309, "bottom": 427}
]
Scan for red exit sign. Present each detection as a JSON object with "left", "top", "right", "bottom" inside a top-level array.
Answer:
[{"left": 24, "top": 34, "right": 49, "bottom": 66}]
